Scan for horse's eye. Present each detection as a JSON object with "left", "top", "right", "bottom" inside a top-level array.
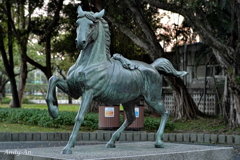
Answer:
[{"left": 75, "top": 23, "right": 79, "bottom": 27}]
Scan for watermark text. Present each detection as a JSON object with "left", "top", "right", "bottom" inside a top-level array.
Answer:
[{"left": 4, "top": 149, "right": 32, "bottom": 156}]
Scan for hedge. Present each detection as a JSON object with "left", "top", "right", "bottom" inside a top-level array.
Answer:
[
  {"left": 0, "top": 107, "right": 175, "bottom": 132},
  {"left": 0, "top": 107, "right": 98, "bottom": 129}
]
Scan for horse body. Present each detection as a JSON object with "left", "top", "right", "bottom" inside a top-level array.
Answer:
[
  {"left": 45, "top": 6, "right": 187, "bottom": 154},
  {"left": 66, "top": 56, "right": 113, "bottom": 99},
  {"left": 95, "top": 60, "right": 142, "bottom": 104},
  {"left": 95, "top": 60, "right": 164, "bottom": 105}
]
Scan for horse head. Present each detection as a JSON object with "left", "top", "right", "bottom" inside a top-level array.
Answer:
[{"left": 75, "top": 6, "right": 105, "bottom": 50}]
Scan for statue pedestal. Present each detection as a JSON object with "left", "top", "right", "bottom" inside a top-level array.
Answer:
[{"left": 0, "top": 142, "right": 233, "bottom": 160}]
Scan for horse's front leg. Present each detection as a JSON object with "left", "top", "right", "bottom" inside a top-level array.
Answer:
[
  {"left": 61, "top": 90, "right": 93, "bottom": 154},
  {"left": 46, "top": 76, "right": 71, "bottom": 118},
  {"left": 46, "top": 76, "right": 61, "bottom": 118}
]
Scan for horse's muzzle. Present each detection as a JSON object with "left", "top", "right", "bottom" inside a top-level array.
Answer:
[{"left": 76, "top": 39, "right": 87, "bottom": 50}]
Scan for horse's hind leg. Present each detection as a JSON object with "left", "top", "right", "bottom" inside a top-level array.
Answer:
[
  {"left": 145, "top": 99, "right": 169, "bottom": 148},
  {"left": 106, "top": 102, "right": 136, "bottom": 148}
]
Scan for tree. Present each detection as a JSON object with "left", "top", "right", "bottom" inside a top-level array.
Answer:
[
  {"left": 28, "top": 0, "right": 64, "bottom": 79},
  {"left": 96, "top": 0, "right": 204, "bottom": 120},
  {"left": 0, "top": 0, "right": 46, "bottom": 107},
  {"left": 1, "top": 0, "right": 65, "bottom": 107},
  {"left": 0, "top": 58, "right": 9, "bottom": 100},
  {"left": 141, "top": 0, "right": 240, "bottom": 128},
  {"left": 0, "top": 2, "right": 21, "bottom": 108}
]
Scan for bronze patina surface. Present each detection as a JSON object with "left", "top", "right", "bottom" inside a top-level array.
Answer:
[{"left": 46, "top": 6, "right": 187, "bottom": 154}]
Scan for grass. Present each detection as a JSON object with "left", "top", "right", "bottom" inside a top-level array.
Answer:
[
  {"left": 172, "top": 117, "right": 240, "bottom": 135},
  {"left": 0, "top": 104, "right": 80, "bottom": 112},
  {"left": 1, "top": 116, "right": 238, "bottom": 134},
  {"left": 0, "top": 122, "right": 73, "bottom": 133}
]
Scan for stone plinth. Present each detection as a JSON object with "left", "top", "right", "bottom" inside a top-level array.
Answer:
[{"left": 0, "top": 142, "right": 233, "bottom": 160}]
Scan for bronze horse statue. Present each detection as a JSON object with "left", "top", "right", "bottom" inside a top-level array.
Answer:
[{"left": 46, "top": 6, "right": 187, "bottom": 154}]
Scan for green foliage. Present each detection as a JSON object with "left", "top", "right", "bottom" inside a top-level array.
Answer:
[
  {"left": 2, "top": 96, "right": 33, "bottom": 104},
  {"left": 0, "top": 107, "right": 176, "bottom": 132},
  {"left": 236, "top": 75, "right": 240, "bottom": 85},
  {"left": 226, "top": 68, "right": 234, "bottom": 75},
  {"left": 0, "top": 107, "right": 98, "bottom": 129},
  {"left": 144, "top": 117, "right": 175, "bottom": 132},
  {"left": 25, "top": 83, "right": 48, "bottom": 95},
  {"left": 1, "top": 97, "right": 12, "bottom": 104},
  {"left": 82, "top": 113, "right": 99, "bottom": 130}
]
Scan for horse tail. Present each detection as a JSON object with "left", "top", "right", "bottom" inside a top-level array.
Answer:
[{"left": 151, "top": 58, "right": 188, "bottom": 77}]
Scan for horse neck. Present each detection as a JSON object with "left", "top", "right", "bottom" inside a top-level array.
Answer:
[{"left": 80, "top": 22, "right": 109, "bottom": 66}]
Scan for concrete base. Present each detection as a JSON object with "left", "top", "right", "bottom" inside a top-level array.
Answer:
[{"left": 0, "top": 142, "right": 233, "bottom": 160}]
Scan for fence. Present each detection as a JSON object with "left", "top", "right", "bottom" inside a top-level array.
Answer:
[{"left": 163, "top": 89, "right": 216, "bottom": 115}]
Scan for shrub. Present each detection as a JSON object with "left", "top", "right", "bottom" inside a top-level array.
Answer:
[
  {"left": 82, "top": 113, "right": 98, "bottom": 130},
  {"left": 1, "top": 97, "right": 12, "bottom": 104},
  {"left": 0, "top": 107, "right": 175, "bottom": 132},
  {"left": 144, "top": 117, "right": 175, "bottom": 132},
  {"left": 0, "top": 107, "right": 99, "bottom": 130},
  {"left": 22, "top": 98, "right": 30, "bottom": 104}
]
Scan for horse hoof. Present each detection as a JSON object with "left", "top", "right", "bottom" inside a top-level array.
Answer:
[
  {"left": 49, "top": 106, "right": 59, "bottom": 119},
  {"left": 155, "top": 144, "right": 164, "bottom": 148},
  {"left": 61, "top": 148, "right": 72, "bottom": 154},
  {"left": 106, "top": 143, "right": 116, "bottom": 148}
]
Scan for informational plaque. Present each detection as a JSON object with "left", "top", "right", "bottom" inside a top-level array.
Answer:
[
  {"left": 135, "top": 107, "right": 139, "bottom": 118},
  {"left": 105, "top": 107, "right": 114, "bottom": 117}
]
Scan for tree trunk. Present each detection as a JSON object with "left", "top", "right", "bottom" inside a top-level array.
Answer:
[
  {"left": 222, "top": 78, "right": 240, "bottom": 128},
  {"left": 9, "top": 48, "right": 28, "bottom": 108},
  {"left": 88, "top": 100, "right": 99, "bottom": 113},
  {"left": 229, "top": 93, "right": 240, "bottom": 128},
  {"left": 0, "top": 3, "right": 21, "bottom": 108},
  {"left": 68, "top": 96, "right": 72, "bottom": 104},
  {"left": 45, "top": 32, "right": 52, "bottom": 79},
  {"left": 8, "top": 80, "right": 21, "bottom": 108},
  {"left": 18, "top": 48, "right": 28, "bottom": 105},
  {"left": 222, "top": 76, "right": 230, "bottom": 123},
  {"left": 166, "top": 76, "right": 204, "bottom": 120},
  {"left": 214, "top": 48, "right": 240, "bottom": 128}
]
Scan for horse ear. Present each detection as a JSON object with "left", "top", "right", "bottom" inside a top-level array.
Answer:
[
  {"left": 93, "top": 9, "right": 105, "bottom": 19},
  {"left": 77, "top": 6, "right": 85, "bottom": 17}
]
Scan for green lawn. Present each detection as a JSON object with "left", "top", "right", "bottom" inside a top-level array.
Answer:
[
  {"left": 1, "top": 117, "right": 239, "bottom": 134},
  {"left": 1, "top": 104, "right": 79, "bottom": 112},
  {"left": 0, "top": 122, "right": 73, "bottom": 133},
  {"left": 172, "top": 117, "right": 240, "bottom": 135}
]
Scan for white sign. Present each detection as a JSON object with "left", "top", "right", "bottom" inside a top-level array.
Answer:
[
  {"left": 105, "top": 107, "right": 114, "bottom": 117},
  {"left": 135, "top": 107, "right": 139, "bottom": 118}
]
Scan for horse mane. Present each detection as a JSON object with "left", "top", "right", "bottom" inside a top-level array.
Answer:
[
  {"left": 80, "top": 12, "right": 111, "bottom": 59},
  {"left": 99, "top": 18, "right": 111, "bottom": 59}
]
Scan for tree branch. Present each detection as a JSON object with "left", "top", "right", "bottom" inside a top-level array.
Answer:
[
  {"left": 144, "top": 0, "right": 235, "bottom": 63},
  {"left": 26, "top": 55, "right": 46, "bottom": 74},
  {"left": 105, "top": 15, "right": 155, "bottom": 58},
  {"left": 46, "top": 0, "right": 64, "bottom": 34},
  {"left": 125, "top": 0, "right": 164, "bottom": 58}
]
